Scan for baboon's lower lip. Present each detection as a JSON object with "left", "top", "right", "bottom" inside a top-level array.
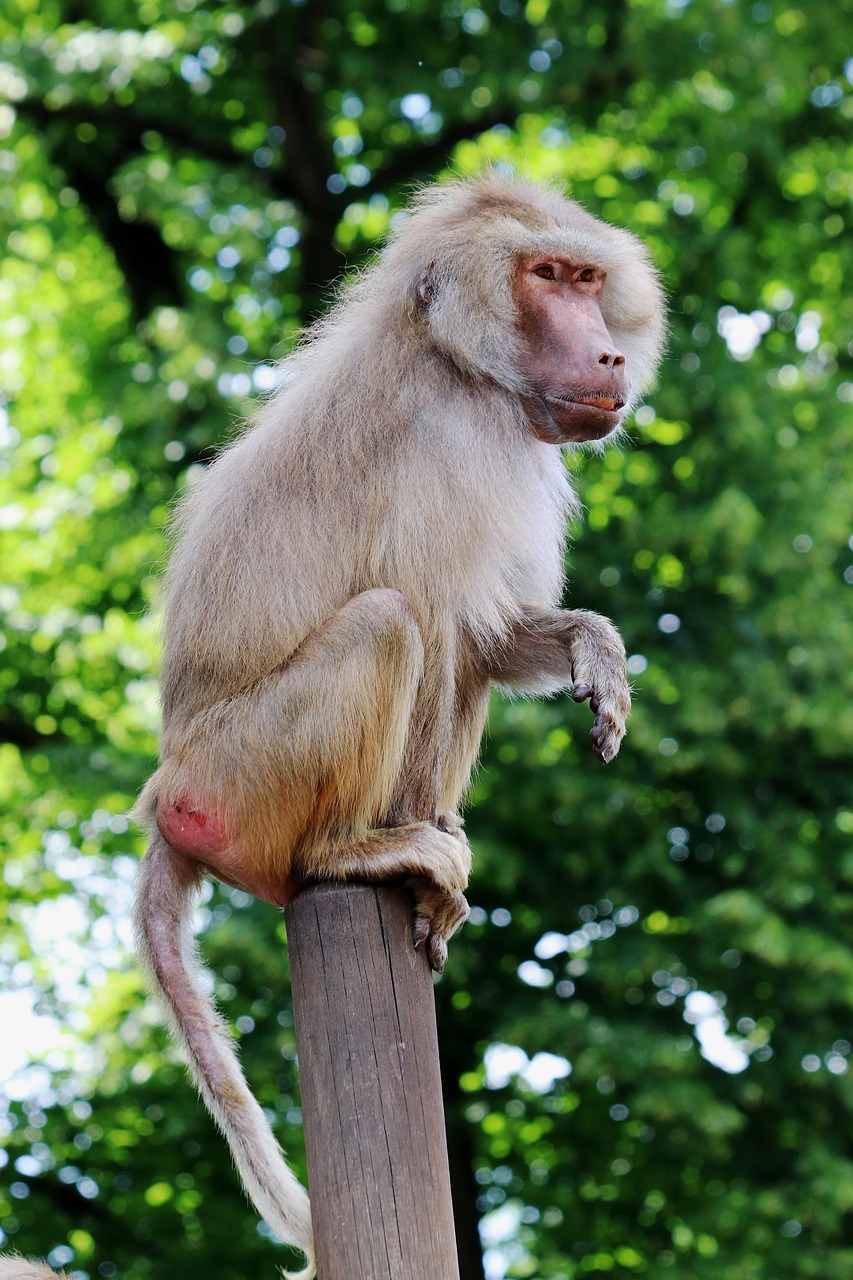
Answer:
[
  {"left": 547, "top": 395, "right": 624, "bottom": 414},
  {"left": 576, "top": 395, "right": 623, "bottom": 411}
]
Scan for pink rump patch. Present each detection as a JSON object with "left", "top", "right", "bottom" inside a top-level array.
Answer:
[{"left": 157, "top": 796, "right": 227, "bottom": 859}]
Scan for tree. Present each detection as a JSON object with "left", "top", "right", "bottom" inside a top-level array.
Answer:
[{"left": 1, "top": 1, "right": 852, "bottom": 1276}]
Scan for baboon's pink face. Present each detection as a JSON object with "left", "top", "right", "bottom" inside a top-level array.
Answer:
[{"left": 514, "top": 256, "right": 627, "bottom": 444}]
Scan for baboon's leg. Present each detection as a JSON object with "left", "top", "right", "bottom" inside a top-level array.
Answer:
[{"left": 151, "top": 588, "right": 470, "bottom": 961}]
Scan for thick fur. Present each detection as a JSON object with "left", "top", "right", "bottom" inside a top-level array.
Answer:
[
  {"left": 130, "top": 171, "right": 666, "bottom": 1276},
  {"left": 0, "top": 1260, "right": 66, "bottom": 1280}
]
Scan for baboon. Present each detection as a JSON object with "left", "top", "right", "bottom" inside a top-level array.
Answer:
[{"left": 127, "top": 172, "right": 664, "bottom": 1278}]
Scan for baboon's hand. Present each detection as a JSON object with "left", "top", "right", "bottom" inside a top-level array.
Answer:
[
  {"left": 409, "top": 880, "right": 471, "bottom": 973},
  {"left": 414, "top": 825, "right": 472, "bottom": 893},
  {"left": 571, "top": 649, "right": 631, "bottom": 764},
  {"left": 572, "top": 677, "right": 631, "bottom": 762},
  {"left": 406, "top": 823, "right": 471, "bottom": 971}
]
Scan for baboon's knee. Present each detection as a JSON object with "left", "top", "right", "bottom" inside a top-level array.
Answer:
[{"left": 343, "top": 588, "right": 424, "bottom": 666}]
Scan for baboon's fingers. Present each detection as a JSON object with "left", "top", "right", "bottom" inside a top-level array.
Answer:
[
  {"left": 590, "top": 708, "right": 627, "bottom": 763},
  {"left": 428, "top": 934, "right": 449, "bottom": 974},
  {"left": 409, "top": 882, "right": 470, "bottom": 972},
  {"left": 436, "top": 811, "right": 465, "bottom": 836}
]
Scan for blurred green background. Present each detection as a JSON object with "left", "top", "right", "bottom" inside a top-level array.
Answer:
[{"left": 1, "top": 0, "right": 852, "bottom": 1276}]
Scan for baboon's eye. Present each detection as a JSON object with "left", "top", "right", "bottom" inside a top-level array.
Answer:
[
  {"left": 532, "top": 263, "right": 556, "bottom": 280},
  {"left": 576, "top": 267, "right": 597, "bottom": 283}
]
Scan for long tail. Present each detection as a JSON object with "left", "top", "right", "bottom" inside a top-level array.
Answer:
[{"left": 133, "top": 834, "right": 315, "bottom": 1280}]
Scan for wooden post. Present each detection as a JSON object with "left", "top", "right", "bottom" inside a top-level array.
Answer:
[{"left": 286, "top": 882, "right": 461, "bottom": 1280}]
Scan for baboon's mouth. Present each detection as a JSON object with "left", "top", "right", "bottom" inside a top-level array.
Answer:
[{"left": 549, "top": 394, "right": 625, "bottom": 413}]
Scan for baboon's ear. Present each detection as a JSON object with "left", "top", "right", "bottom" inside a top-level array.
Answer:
[{"left": 417, "top": 262, "right": 437, "bottom": 305}]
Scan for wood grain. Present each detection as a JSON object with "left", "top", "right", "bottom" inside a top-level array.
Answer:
[{"left": 286, "top": 882, "right": 461, "bottom": 1280}]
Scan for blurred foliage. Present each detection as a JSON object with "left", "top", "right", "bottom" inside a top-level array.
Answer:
[{"left": 1, "top": 0, "right": 852, "bottom": 1277}]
